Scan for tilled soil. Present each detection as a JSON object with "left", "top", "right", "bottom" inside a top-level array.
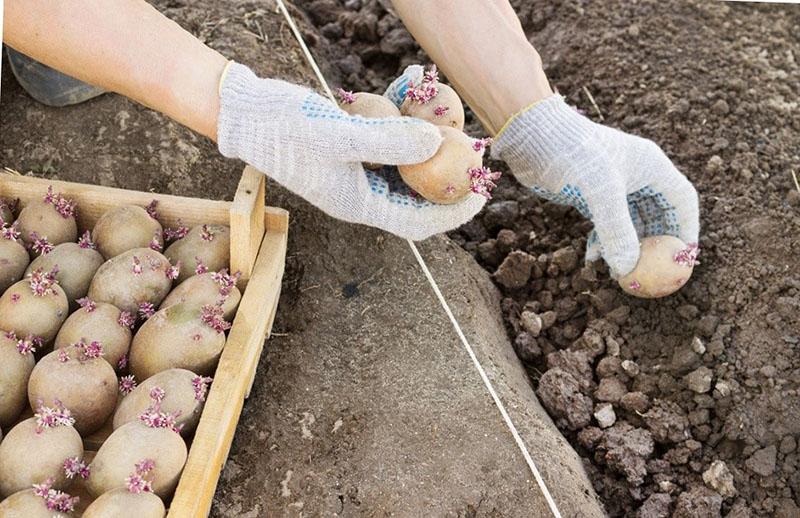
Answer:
[{"left": 294, "top": 0, "right": 800, "bottom": 516}]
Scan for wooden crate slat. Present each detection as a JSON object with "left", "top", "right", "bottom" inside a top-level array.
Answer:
[
  {"left": 229, "top": 166, "right": 266, "bottom": 286},
  {"left": 168, "top": 221, "right": 288, "bottom": 518},
  {"left": 0, "top": 173, "right": 231, "bottom": 229}
]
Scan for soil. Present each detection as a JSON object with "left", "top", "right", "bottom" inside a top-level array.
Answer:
[{"left": 291, "top": 0, "right": 800, "bottom": 516}]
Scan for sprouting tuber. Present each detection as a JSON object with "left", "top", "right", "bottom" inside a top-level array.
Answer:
[
  {"left": 88, "top": 401, "right": 187, "bottom": 499},
  {"left": 26, "top": 237, "right": 104, "bottom": 308},
  {"left": 55, "top": 299, "right": 133, "bottom": 371},
  {"left": 0, "top": 268, "right": 69, "bottom": 343},
  {"left": 398, "top": 126, "right": 497, "bottom": 204},
  {"left": 0, "top": 402, "right": 84, "bottom": 497},
  {"left": 163, "top": 225, "right": 230, "bottom": 283},
  {"left": 618, "top": 236, "right": 699, "bottom": 298},
  {"left": 83, "top": 487, "right": 166, "bottom": 518},
  {"left": 159, "top": 269, "right": 241, "bottom": 320},
  {"left": 87, "top": 247, "right": 175, "bottom": 314},
  {"left": 336, "top": 65, "right": 498, "bottom": 204},
  {"left": 0, "top": 483, "right": 77, "bottom": 517},
  {"left": 114, "top": 369, "right": 211, "bottom": 436},
  {"left": 0, "top": 332, "right": 36, "bottom": 428},
  {"left": 0, "top": 221, "right": 29, "bottom": 294},
  {"left": 93, "top": 204, "right": 164, "bottom": 259},
  {"left": 28, "top": 343, "right": 118, "bottom": 435},
  {"left": 399, "top": 66, "right": 465, "bottom": 130},
  {"left": 128, "top": 303, "right": 229, "bottom": 380},
  {"left": 15, "top": 187, "right": 77, "bottom": 253}
]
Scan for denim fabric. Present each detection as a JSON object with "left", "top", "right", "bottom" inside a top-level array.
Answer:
[{"left": 5, "top": 46, "right": 105, "bottom": 107}]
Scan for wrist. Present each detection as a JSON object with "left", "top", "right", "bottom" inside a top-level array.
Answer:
[{"left": 482, "top": 47, "right": 554, "bottom": 134}]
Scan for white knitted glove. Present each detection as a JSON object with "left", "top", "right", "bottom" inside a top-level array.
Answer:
[
  {"left": 492, "top": 95, "right": 700, "bottom": 277},
  {"left": 217, "top": 63, "right": 485, "bottom": 241}
]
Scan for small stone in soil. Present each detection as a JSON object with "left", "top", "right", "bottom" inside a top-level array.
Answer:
[
  {"left": 520, "top": 311, "right": 543, "bottom": 337},
  {"left": 594, "top": 403, "right": 616, "bottom": 428},
  {"left": 691, "top": 336, "right": 706, "bottom": 354},
  {"left": 685, "top": 366, "right": 713, "bottom": 393},
  {"left": 702, "top": 460, "right": 737, "bottom": 498}
]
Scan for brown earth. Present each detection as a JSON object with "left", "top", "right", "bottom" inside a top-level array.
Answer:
[{"left": 289, "top": 0, "right": 800, "bottom": 516}]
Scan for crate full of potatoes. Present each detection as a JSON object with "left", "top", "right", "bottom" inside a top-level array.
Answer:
[{"left": 0, "top": 166, "right": 287, "bottom": 517}]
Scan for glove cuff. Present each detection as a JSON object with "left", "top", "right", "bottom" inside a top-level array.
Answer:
[{"left": 490, "top": 95, "right": 595, "bottom": 184}]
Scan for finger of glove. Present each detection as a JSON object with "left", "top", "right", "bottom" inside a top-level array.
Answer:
[
  {"left": 337, "top": 115, "right": 443, "bottom": 165},
  {"left": 586, "top": 194, "right": 647, "bottom": 264},
  {"left": 384, "top": 64, "right": 424, "bottom": 107},
  {"left": 324, "top": 163, "right": 487, "bottom": 241},
  {"left": 586, "top": 183, "right": 641, "bottom": 278},
  {"left": 648, "top": 169, "right": 700, "bottom": 246}
]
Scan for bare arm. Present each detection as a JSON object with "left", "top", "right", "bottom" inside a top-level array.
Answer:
[
  {"left": 390, "top": 0, "right": 553, "bottom": 135},
  {"left": 4, "top": 0, "right": 227, "bottom": 140}
]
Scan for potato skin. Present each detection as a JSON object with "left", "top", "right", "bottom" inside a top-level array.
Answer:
[
  {"left": 0, "top": 417, "right": 83, "bottom": 497},
  {"left": 0, "top": 239, "right": 29, "bottom": 295},
  {"left": 87, "top": 422, "right": 187, "bottom": 499},
  {"left": 88, "top": 248, "right": 173, "bottom": 314},
  {"left": 93, "top": 205, "right": 163, "bottom": 260},
  {"left": 159, "top": 272, "right": 241, "bottom": 321},
  {"left": 401, "top": 82, "right": 465, "bottom": 130},
  {"left": 0, "top": 333, "right": 36, "bottom": 428},
  {"left": 0, "top": 489, "right": 72, "bottom": 517},
  {"left": 26, "top": 242, "right": 104, "bottom": 308},
  {"left": 398, "top": 126, "right": 482, "bottom": 204},
  {"left": 28, "top": 349, "right": 118, "bottom": 436},
  {"left": 55, "top": 302, "right": 132, "bottom": 371},
  {"left": 83, "top": 488, "right": 165, "bottom": 518},
  {"left": 16, "top": 199, "right": 77, "bottom": 250},
  {"left": 129, "top": 304, "right": 226, "bottom": 380},
  {"left": 114, "top": 368, "right": 205, "bottom": 436},
  {"left": 618, "top": 235, "right": 696, "bottom": 298},
  {"left": 0, "top": 278, "right": 69, "bottom": 343},
  {"left": 164, "top": 225, "right": 230, "bottom": 284}
]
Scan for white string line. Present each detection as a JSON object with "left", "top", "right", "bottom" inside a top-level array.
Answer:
[{"left": 274, "top": 2, "right": 562, "bottom": 516}]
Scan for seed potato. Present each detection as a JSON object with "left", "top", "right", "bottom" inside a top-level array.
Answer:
[
  {"left": 618, "top": 235, "right": 698, "bottom": 298},
  {"left": 0, "top": 417, "right": 83, "bottom": 496},
  {"left": 28, "top": 347, "right": 118, "bottom": 436},
  {"left": 87, "top": 422, "right": 187, "bottom": 499},
  {"left": 164, "top": 225, "right": 230, "bottom": 284},
  {"left": 401, "top": 82, "right": 465, "bottom": 130},
  {"left": 0, "top": 489, "right": 73, "bottom": 517},
  {"left": 0, "top": 333, "right": 36, "bottom": 428},
  {"left": 26, "top": 242, "right": 104, "bottom": 307},
  {"left": 159, "top": 271, "right": 241, "bottom": 321},
  {"left": 87, "top": 248, "right": 174, "bottom": 314},
  {"left": 0, "top": 273, "right": 69, "bottom": 343},
  {"left": 55, "top": 301, "right": 132, "bottom": 371},
  {"left": 93, "top": 205, "right": 163, "bottom": 260},
  {"left": 83, "top": 488, "right": 165, "bottom": 518},
  {"left": 0, "top": 238, "right": 29, "bottom": 294},
  {"left": 16, "top": 198, "right": 77, "bottom": 251}
]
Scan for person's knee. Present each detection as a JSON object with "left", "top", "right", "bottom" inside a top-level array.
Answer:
[{"left": 5, "top": 47, "right": 106, "bottom": 107}]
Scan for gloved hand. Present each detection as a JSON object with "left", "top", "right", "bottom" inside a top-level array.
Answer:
[
  {"left": 492, "top": 95, "right": 699, "bottom": 277},
  {"left": 216, "top": 63, "right": 485, "bottom": 241}
]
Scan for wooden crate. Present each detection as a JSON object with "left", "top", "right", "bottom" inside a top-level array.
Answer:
[{"left": 0, "top": 166, "right": 288, "bottom": 517}]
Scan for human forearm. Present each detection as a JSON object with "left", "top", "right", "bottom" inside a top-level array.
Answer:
[
  {"left": 4, "top": 0, "right": 227, "bottom": 140},
  {"left": 390, "top": 0, "right": 553, "bottom": 135}
]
